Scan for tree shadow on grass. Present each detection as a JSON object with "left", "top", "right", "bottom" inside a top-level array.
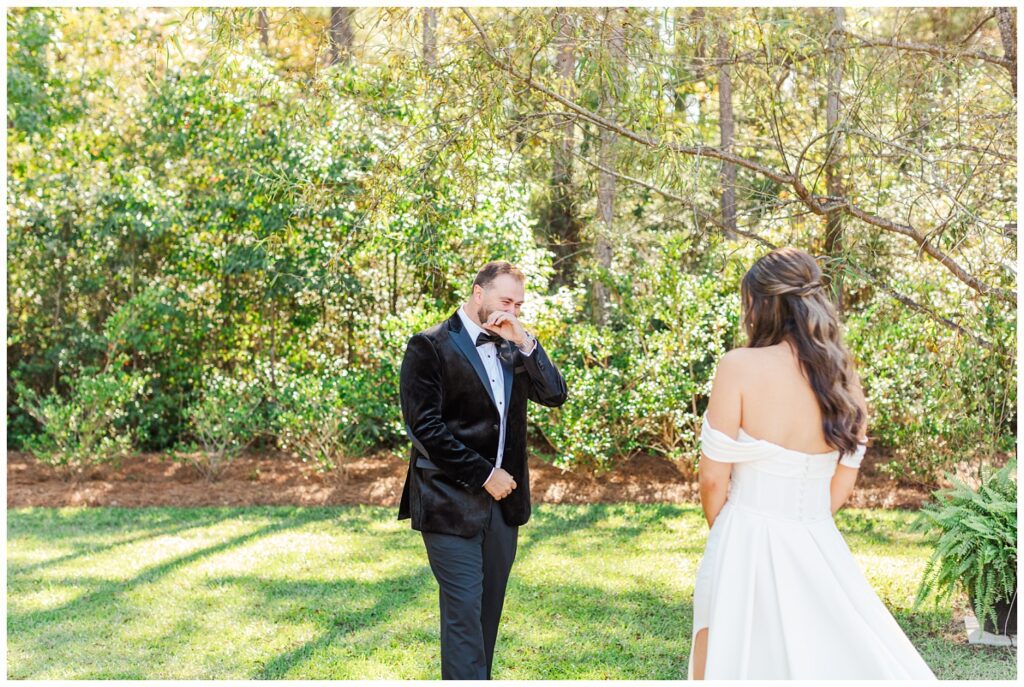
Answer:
[
  {"left": 8, "top": 506, "right": 426, "bottom": 679},
  {"left": 519, "top": 503, "right": 706, "bottom": 559},
  {"left": 243, "top": 505, "right": 702, "bottom": 679},
  {"left": 222, "top": 566, "right": 691, "bottom": 679},
  {"left": 498, "top": 577, "right": 693, "bottom": 679},
  {"left": 235, "top": 507, "right": 640, "bottom": 678},
  {"left": 240, "top": 566, "right": 435, "bottom": 678},
  {"left": 8, "top": 511, "right": 236, "bottom": 576},
  {"left": 67, "top": 608, "right": 210, "bottom": 680},
  {"left": 8, "top": 509, "right": 340, "bottom": 640}
]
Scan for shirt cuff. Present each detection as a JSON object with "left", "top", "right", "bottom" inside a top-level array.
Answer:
[
  {"left": 518, "top": 334, "right": 537, "bottom": 356},
  {"left": 482, "top": 467, "right": 497, "bottom": 487}
]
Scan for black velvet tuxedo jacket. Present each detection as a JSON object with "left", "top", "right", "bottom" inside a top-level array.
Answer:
[{"left": 398, "top": 310, "right": 568, "bottom": 537}]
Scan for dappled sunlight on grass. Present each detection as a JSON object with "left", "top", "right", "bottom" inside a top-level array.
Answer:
[
  {"left": 7, "top": 585, "right": 83, "bottom": 615},
  {"left": 7, "top": 504, "right": 1016, "bottom": 679}
]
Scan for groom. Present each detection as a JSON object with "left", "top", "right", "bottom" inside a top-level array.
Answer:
[{"left": 398, "top": 260, "right": 568, "bottom": 679}]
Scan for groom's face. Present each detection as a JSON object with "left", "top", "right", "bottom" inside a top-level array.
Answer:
[{"left": 474, "top": 274, "right": 525, "bottom": 325}]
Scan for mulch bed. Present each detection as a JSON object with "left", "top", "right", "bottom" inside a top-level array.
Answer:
[{"left": 7, "top": 448, "right": 932, "bottom": 510}]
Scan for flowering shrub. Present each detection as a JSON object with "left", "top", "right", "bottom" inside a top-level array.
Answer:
[{"left": 16, "top": 356, "right": 148, "bottom": 478}]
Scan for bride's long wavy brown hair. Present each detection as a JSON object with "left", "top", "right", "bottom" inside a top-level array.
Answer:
[{"left": 741, "top": 247, "right": 865, "bottom": 454}]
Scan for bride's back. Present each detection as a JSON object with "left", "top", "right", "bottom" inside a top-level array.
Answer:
[{"left": 734, "top": 341, "right": 840, "bottom": 454}]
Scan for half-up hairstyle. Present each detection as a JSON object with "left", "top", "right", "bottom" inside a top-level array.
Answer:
[{"left": 740, "top": 247, "right": 865, "bottom": 454}]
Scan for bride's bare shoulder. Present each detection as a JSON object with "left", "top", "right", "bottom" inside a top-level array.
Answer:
[
  {"left": 716, "top": 347, "right": 747, "bottom": 367},
  {"left": 714, "top": 345, "right": 790, "bottom": 387},
  {"left": 712, "top": 346, "right": 762, "bottom": 381},
  {"left": 719, "top": 345, "right": 779, "bottom": 365}
]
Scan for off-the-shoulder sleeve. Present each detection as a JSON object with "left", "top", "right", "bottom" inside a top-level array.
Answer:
[
  {"left": 700, "top": 415, "right": 766, "bottom": 463},
  {"left": 839, "top": 442, "right": 867, "bottom": 469}
]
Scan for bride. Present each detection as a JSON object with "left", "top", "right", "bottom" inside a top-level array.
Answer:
[{"left": 689, "top": 247, "right": 936, "bottom": 679}]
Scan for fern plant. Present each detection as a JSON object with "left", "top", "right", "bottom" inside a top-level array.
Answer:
[{"left": 911, "top": 459, "right": 1017, "bottom": 632}]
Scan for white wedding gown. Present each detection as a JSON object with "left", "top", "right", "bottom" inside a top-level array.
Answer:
[{"left": 688, "top": 414, "right": 937, "bottom": 679}]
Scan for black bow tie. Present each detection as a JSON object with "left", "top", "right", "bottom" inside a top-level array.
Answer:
[{"left": 475, "top": 331, "right": 504, "bottom": 347}]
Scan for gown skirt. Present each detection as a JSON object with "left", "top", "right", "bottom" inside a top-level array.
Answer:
[{"left": 688, "top": 415, "right": 937, "bottom": 679}]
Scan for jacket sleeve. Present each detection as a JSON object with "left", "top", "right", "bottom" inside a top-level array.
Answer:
[
  {"left": 520, "top": 339, "right": 568, "bottom": 408},
  {"left": 400, "top": 333, "right": 495, "bottom": 488}
]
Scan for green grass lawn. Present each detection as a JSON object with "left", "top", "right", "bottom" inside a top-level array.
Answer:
[{"left": 6, "top": 504, "right": 1016, "bottom": 679}]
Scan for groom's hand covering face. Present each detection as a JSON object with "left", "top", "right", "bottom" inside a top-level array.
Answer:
[
  {"left": 482, "top": 311, "right": 528, "bottom": 346},
  {"left": 475, "top": 274, "right": 527, "bottom": 346}
]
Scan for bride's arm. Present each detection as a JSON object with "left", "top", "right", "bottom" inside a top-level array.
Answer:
[
  {"left": 700, "top": 352, "right": 744, "bottom": 527},
  {"left": 830, "top": 465, "right": 859, "bottom": 514},
  {"left": 700, "top": 455, "right": 732, "bottom": 527},
  {"left": 830, "top": 370, "right": 869, "bottom": 514}
]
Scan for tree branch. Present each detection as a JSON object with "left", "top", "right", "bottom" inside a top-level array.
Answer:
[
  {"left": 573, "top": 150, "right": 773, "bottom": 248},
  {"left": 462, "top": 8, "right": 794, "bottom": 185},
  {"left": 838, "top": 29, "right": 1014, "bottom": 69},
  {"left": 461, "top": 8, "right": 1014, "bottom": 304},
  {"left": 574, "top": 152, "right": 997, "bottom": 350}
]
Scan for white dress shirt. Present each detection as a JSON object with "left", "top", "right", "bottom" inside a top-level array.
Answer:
[{"left": 457, "top": 306, "right": 535, "bottom": 486}]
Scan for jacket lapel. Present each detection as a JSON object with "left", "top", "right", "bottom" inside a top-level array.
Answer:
[{"left": 448, "top": 311, "right": 499, "bottom": 411}]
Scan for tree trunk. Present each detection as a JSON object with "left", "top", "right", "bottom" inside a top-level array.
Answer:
[
  {"left": 995, "top": 7, "right": 1016, "bottom": 96},
  {"left": 594, "top": 8, "right": 625, "bottom": 325},
  {"left": 547, "top": 8, "right": 580, "bottom": 288},
  {"left": 824, "top": 7, "right": 845, "bottom": 313},
  {"left": 329, "top": 7, "right": 354, "bottom": 66},
  {"left": 674, "top": 7, "right": 706, "bottom": 112},
  {"left": 717, "top": 15, "right": 737, "bottom": 238},
  {"left": 691, "top": 7, "right": 708, "bottom": 82},
  {"left": 422, "top": 8, "right": 437, "bottom": 67},
  {"left": 421, "top": 8, "right": 446, "bottom": 302},
  {"left": 389, "top": 251, "right": 399, "bottom": 316},
  {"left": 258, "top": 9, "right": 269, "bottom": 52}
]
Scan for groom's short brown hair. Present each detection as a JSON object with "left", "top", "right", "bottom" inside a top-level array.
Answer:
[{"left": 473, "top": 261, "right": 525, "bottom": 289}]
